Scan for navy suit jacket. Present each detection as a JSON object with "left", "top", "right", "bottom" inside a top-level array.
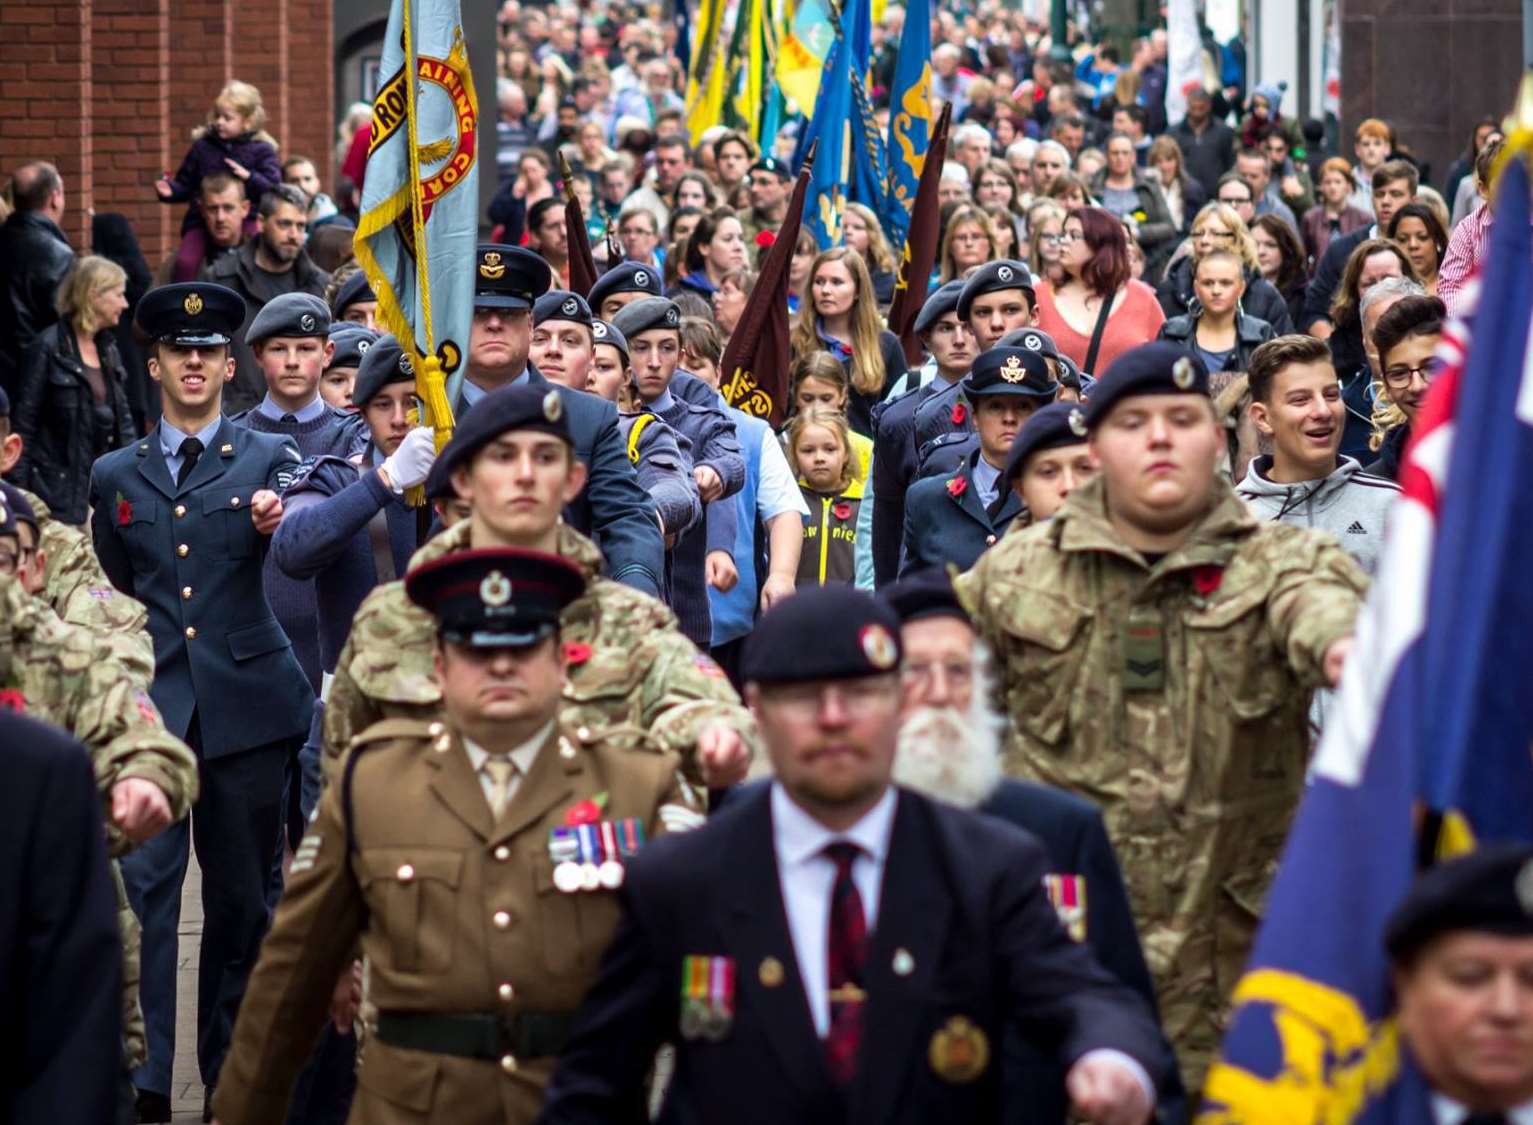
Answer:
[
  {"left": 538, "top": 785, "right": 1170, "bottom": 1125},
  {"left": 89, "top": 416, "right": 314, "bottom": 756},
  {"left": 901, "top": 449, "right": 1023, "bottom": 576},
  {"left": 0, "top": 715, "right": 122, "bottom": 1125},
  {"left": 455, "top": 368, "right": 664, "bottom": 597}
]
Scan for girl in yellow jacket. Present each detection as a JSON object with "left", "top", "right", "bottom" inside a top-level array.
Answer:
[{"left": 786, "top": 406, "right": 863, "bottom": 586}]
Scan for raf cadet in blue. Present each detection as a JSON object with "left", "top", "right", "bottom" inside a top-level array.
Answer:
[{"left": 87, "top": 282, "right": 313, "bottom": 1112}]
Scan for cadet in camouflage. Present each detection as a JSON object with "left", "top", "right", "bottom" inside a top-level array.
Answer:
[{"left": 955, "top": 344, "right": 1367, "bottom": 1094}]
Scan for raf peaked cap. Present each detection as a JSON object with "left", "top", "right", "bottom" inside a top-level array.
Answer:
[
  {"left": 961, "top": 346, "right": 1058, "bottom": 400},
  {"left": 611, "top": 296, "right": 681, "bottom": 339},
  {"left": 882, "top": 570, "right": 969, "bottom": 625},
  {"left": 1385, "top": 843, "right": 1533, "bottom": 960},
  {"left": 327, "top": 323, "right": 377, "bottom": 371},
  {"left": 136, "top": 283, "right": 245, "bottom": 346},
  {"left": 1082, "top": 343, "right": 1209, "bottom": 429},
  {"left": 913, "top": 279, "right": 967, "bottom": 336},
  {"left": 405, "top": 547, "right": 586, "bottom": 649},
  {"left": 534, "top": 289, "right": 594, "bottom": 329},
  {"left": 1002, "top": 401, "right": 1089, "bottom": 484},
  {"left": 743, "top": 586, "right": 904, "bottom": 685},
  {"left": 474, "top": 244, "right": 552, "bottom": 310},
  {"left": 956, "top": 259, "right": 1036, "bottom": 321},
  {"left": 350, "top": 334, "right": 415, "bottom": 409},
  {"left": 330, "top": 270, "right": 376, "bottom": 317},
  {"left": 589, "top": 261, "right": 663, "bottom": 309},
  {"left": 246, "top": 292, "right": 331, "bottom": 346},
  {"left": 591, "top": 319, "right": 629, "bottom": 363},
  {"left": 433, "top": 383, "right": 574, "bottom": 482}
]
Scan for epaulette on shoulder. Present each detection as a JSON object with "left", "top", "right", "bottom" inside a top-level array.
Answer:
[
  {"left": 571, "top": 721, "right": 662, "bottom": 754},
  {"left": 349, "top": 717, "right": 437, "bottom": 748}
]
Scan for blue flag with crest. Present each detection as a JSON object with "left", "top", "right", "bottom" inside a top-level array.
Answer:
[{"left": 879, "top": 0, "right": 931, "bottom": 250}]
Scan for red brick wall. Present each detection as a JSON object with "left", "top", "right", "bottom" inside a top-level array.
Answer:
[{"left": 0, "top": 0, "right": 333, "bottom": 262}]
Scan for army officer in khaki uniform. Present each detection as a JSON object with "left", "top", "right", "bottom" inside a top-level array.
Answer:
[
  {"left": 212, "top": 548, "right": 702, "bottom": 1124},
  {"left": 957, "top": 343, "right": 1367, "bottom": 1094}
]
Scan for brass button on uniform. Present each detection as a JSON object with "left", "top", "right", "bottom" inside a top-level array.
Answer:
[
  {"left": 493, "top": 845, "right": 511, "bottom": 861},
  {"left": 184, "top": 626, "right": 197, "bottom": 639},
  {"left": 182, "top": 587, "right": 192, "bottom": 600},
  {"left": 498, "top": 982, "right": 514, "bottom": 1002},
  {"left": 492, "top": 910, "right": 511, "bottom": 930},
  {"left": 174, "top": 504, "right": 187, "bottom": 518},
  {"left": 177, "top": 544, "right": 189, "bottom": 557},
  {"left": 499, "top": 1054, "right": 517, "bottom": 1074},
  {"left": 396, "top": 864, "right": 415, "bottom": 883}
]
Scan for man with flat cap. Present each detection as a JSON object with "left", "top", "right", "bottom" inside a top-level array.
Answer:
[
  {"left": 89, "top": 281, "right": 314, "bottom": 1120},
  {"left": 868, "top": 279, "right": 975, "bottom": 587},
  {"left": 957, "top": 341, "right": 1368, "bottom": 1093},
  {"left": 538, "top": 585, "right": 1170, "bottom": 1125},
  {"left": 211, "top": 548, "right": 703, "bottom": 1125},
  {"left": 459, "top": 243, "right": 664, "bottom": 597},
  {"left": 901, "top": 346, "right": 1056, "bottom": 575},
  {"left": 323, "top": 381, "right": 760, "bottom": 794},
  {"left": 1386, "top": 845, "right": 1533, "bottom": 1122},
  {"left": 1000, "top": 400, "right": 1097, "bottom": 529},
  {"left": 588, "top": 260, "right": 664, "bottom": 323},
  {"left": 530, "top": 289, "right": 597, "bottom": 390}
]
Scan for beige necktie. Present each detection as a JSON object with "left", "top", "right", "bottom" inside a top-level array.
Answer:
[{"left": 482, "top": 756, "right": 517, "bottom": 819}]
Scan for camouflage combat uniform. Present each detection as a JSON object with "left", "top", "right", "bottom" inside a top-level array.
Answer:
[
  {"left": 14, "top": 484, "right": 155, "bottom": 683},
  {"left": 323, "top": 520, "right": 762, "bottom": 784},
  {"left": 0, "top": 573, "right": 198, "bottom": 1068},
  {"left": 956, "top": 477, "right": 1366, "bottom": 1092}
]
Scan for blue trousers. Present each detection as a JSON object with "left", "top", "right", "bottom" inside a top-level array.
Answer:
[{"left": 121, "top": 719, "right": 290, "bottom": 1095}]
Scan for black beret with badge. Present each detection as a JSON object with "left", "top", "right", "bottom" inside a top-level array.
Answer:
[
  {"left": 956, "top": 259, "right": 1036, "bottom": 321},
  {"left": 433, "top": 382, "right": 574, "bottom": 481},
  {"left": 350, "top": 334, "right": 416, "bottom": 409},
  {"left": 960, "top": 346, "right": 1058, "bottom": 400},
  {"left": 474, "top": 243, "right": 552, "bottom": 309},
  {"left": 588, "top": 261, "right": 663, "bottom": 310},
  {"left": 246, "top": 292, "right": 331, "bottom": 346},
  {"left": 591, "top": 319, "right": 629, "bottom": 363},
  {"left": 327, "top": 322, "right": 377, "bottom": 371},
  {"left": 743, "top": 585, "right": 903, "bottom": 685},
  {"left": 749, "top": 155, "right": 792, "bottom": 180},
  {"left": 611, "top": 296, "right": 682, "bottom": 339},
  {"left": 1081, "top": 342, "right": 1209, "bottom": 430},
  {"left": 1385, "top": 843, "right": 1533, "bottom": 960},
  {"left": 405, "top": 547, "right": 587, "bottom": 648},
  {"left": 882, "top": 569, "right": 969, "bottom": 626},
  {"left": 912, "top": 279, "right": 967, "bottom": 336},
  {"left": 330, "top": 270, "right": 376, "bottom": 317},
  {"left": 534, "top": 289, "right": 594, "bottom": 328},
  {"left": 0, "top": 480, "right": 37, "bottom": 537},
  {"left": 1002, "top": 401, "right": 1089, "bottom": 484},
  {"left": 136, "top": 282, "right": 246, "bottom": 346}
]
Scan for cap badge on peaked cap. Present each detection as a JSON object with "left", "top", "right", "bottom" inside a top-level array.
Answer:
[
  {"left": 480, "top": 570, "right": 512, "bottom": 608},
  {"left": 480, "top": 251, "right": 506, "bottom": 280},
  {"left": 184, "top": 293, "right": 204, "bottom": 316}
]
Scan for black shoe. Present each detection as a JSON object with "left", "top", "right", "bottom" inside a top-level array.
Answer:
[
  {"left": 203, "top": 1086, "right": 215, "bottom": 1123},
  {"left": 135, "top": 1089, "right": 171, "bottom": 1124}
]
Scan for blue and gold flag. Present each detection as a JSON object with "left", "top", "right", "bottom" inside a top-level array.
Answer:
[{"left": 880, "top": 0, "right": 931, "bottom": 250}]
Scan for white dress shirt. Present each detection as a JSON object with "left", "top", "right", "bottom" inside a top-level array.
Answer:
[
  {"left": 1433, "top": 1093, "right": 1533, "bottom": 1125},
  {"left": 461, "top": 720, "right": 554, "bottom": 810},
  {"left": 771, "top": 783, "right": 898, "bottom": 1037}
]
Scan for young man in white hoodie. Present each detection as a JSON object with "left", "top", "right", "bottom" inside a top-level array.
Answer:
[{"left": 1236, "top": 334, "right": 1400, "bottom": 576}]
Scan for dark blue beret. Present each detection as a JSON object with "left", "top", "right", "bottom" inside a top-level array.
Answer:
[
  {"left": 434, "top": 383, "right": 574, "bottom": 482},
  {"left": 591, "top": 319, "right": 628, "bottom": 363},
  {"left": 246, "top": 292, "right": 331, "bottom": 345},
  {"left": 749, "top": 156, "right": 792, "bottom": 180},
  {"left": 534, "top": 289, "right": 593, "bottom": 328},
  {"left": 0, "top": 384, "right": 9, "bottom": 416},
  {"left": 961, "top": 346, "right": 1057, "bottom": 399},
  {"left": 997, "top": 326, "right": 1058, "bottom": 360},
  {"left": 882, "top": 570, "right": 969, "bottom": 625},
  {"left": 1002, "top": 401, "right": 1089, "bottom": 483},
  {"left": 330, "top": 270, "right": 376, "bottom": 317},
  {"left": 405, "top": 547, "right": 586, "bottom": 649},
  {"left": 350, "top": 334, "right": 415, "bottom": 408},
  {"left": 136, "top": 283, "right": 245, "bottom": 346},
  {"left": 588, "top": 261, "right": 663, "bottom": 309},
  {"left": 326, "top": 323, "right": 377, "bottom": 371},
  {"left": 956, "top": 259, "right": 1036, "bottom": 321},
  {"left": 743, "top": 586, "right": 903, "bottom": 685},
  {"left": 1385, "top": 843, "right": 1533, "bottom": 959},
  {"left": 474, "top": 244, "right": 552, "bottom": 309},
  {"left": 611, "top": 296, "right": 681, "bottom": 339},
  {"left": 1082, "top": 343, "right": 1209, "bottom": 429},
  {"left": 913, "top": 279, "right": 966, "bottom": 336}
]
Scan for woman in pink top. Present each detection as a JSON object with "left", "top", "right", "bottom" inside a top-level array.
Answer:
[{"left": 1035, "top": 206, "right": 1165, "bottom": 376}]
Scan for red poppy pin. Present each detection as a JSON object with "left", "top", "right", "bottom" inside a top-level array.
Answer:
[
  {"left": 0, "top": 688, "right": 26, "bottom": 713},
  {"left": 755, "top": 230, "right": 776, "bottom": 248},
  {"left": 1190, "top": 565, "right": 1224, "bottom": 597},
  {"left": 833, "top": 501, "right": 852, "bottom": 520},
  {"left": 563, "top": 641, "right": 593, "bottom": 666},
  {"left": 946, "top": 476, "right": 967, "bottom": 498},
  {"left": 951, "top": 402, "right": 968, "bottom": 425},
  {"left": 564, "top": 792, "right": 609, "bottom": 826},
  {"left": 115, "top": 490, "right": 132, "bottom": 526}
]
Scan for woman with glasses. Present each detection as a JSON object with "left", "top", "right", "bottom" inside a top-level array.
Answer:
[
  {"left": 1155, "top": 202, "right": 1295, "bottom": 333},
  {"left": 938, "top": 205, "right": 999, "bottom": 283},
  {"left": 1386, "top": 202, "right": 1449, "bottom": 297},
  {"left": 1367, "top": 294, "right": 1443, "bottom": 480}
]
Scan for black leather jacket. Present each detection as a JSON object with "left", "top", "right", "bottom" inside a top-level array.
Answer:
[{"left": 0, "top": 212, "right": 74, "bottom": 397}]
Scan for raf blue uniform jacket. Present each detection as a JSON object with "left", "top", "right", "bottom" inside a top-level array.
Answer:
[
  {"left": 537, "top": 785, "right": 1172, "bottom": 1125},
  {"left": 910, "top": 379, "right": 975, "bottom": 475},
  {"left": 89, "top": 417, "right": 314, "bottom": 758},
  {"left": 869, "top": 377, "right": 955, "bottom": 588},
  {"left": 900, "top": 448, "right": 1023, "bottom": 577}
]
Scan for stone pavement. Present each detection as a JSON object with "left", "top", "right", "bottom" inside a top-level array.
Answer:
[{"left": 171, "top": 855, "right": 204, "bottom": 1123}]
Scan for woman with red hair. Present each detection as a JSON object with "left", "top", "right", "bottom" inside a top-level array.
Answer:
[{"left": 1034, "top": 206, "right": 1166, "bottom": 374}]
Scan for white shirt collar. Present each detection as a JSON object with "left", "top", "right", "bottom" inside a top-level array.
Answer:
[
  {"left": 1432, "top": 1092, "right": 1533, "bottom": 1125},
  {"left": 461, "top": 720, "right": 555, "bottom": 776},
  {"left": 771, "top": 782, "right": 898, "bottom": 871}
]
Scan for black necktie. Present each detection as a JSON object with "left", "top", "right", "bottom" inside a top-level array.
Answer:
[
  {"left": 1464, "top": 1114, "right": 1510, "bottom": 1125},
  {"left": 281, "top": 413, "right": 298, "bottom": 425},
  {"left": 176, "top": 437, "right": 204, "bottom": 488}
]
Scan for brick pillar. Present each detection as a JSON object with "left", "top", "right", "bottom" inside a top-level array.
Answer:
[
  {"left": 232, "top": 0, "right": 289, "bottom": 152},
  {"left": 287, "top": 0, "right": 336, "bottom": 187},
  {"left": 93, "top": 0, "right": 173, "bottom": 261},
  {"left": 168, "top": 0, "right": 234, "bottom": 160},
  {"left": 0, "top": 0, "right": 93, "bottom": 246}
]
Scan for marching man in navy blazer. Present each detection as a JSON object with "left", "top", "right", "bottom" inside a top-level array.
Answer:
[
  {"left": 89, "top": 282, "right": 314, "bottom": 1121},
  {"left": 538, "top": 587, "right": 1169, "bottom": 1125}
]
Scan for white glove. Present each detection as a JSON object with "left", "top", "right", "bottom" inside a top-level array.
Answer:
[{"left": 379, "top": 427, "right": 437, "bottom": 493}]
